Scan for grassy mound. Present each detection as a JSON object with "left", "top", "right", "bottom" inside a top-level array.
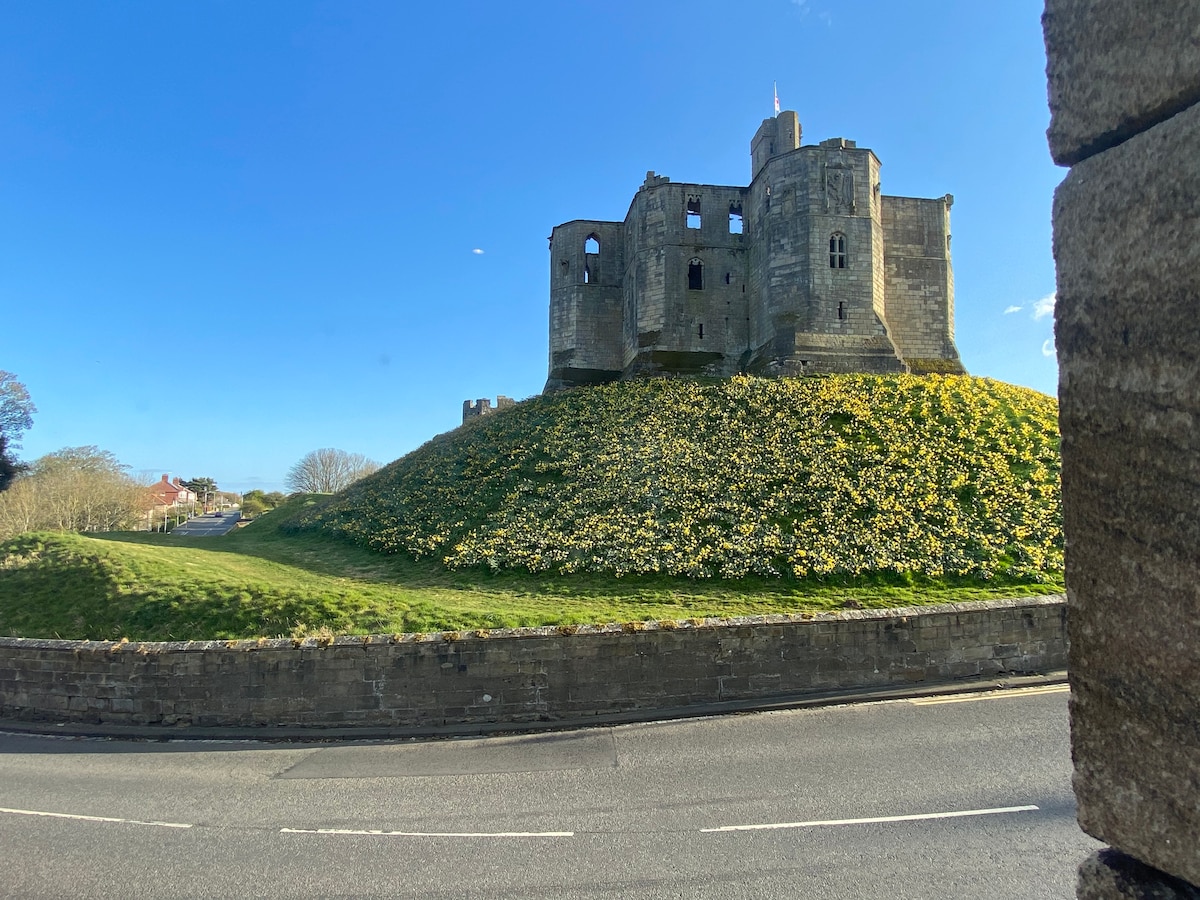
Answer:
[
  {"left": 296, "top": 374, "right": 1062, "bottom": 581},
  {"left": 0, "top": 499, "right": 1059, "bottom": 642}
]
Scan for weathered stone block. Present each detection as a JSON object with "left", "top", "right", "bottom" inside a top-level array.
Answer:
[
  {"left": 1055, "top": 100, "right": 1200, "bottom": 887},
  {"left": 1044, "top": 0, "right": 1200, "bottom": 165},
  {"left": 1078, "top": 850, "right": 1200, "bottom": 900}
]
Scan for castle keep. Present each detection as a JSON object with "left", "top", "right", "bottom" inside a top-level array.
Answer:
[{"left": 546, "top": 110, "right": 964, "bottom": 391}]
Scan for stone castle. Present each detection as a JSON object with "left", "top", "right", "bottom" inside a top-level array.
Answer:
[
  {"left": 546, "top": 110, "right": 964, "bottom": 392},
  {"left": 462, "top": 395, "right": 515, "bottom": 424}
]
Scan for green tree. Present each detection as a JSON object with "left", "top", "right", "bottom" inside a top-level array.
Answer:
[
  {"left": 240, "top": 494, "right": 268, "bottom": 518},
  {"left": 182, "top": 477, "right": 218, "bottom": 511},
  {"left": 0, "top": 371, "right": 36, "bottom": 492},
  {"left": 0, "top": 370, "right": 36, "bottom": 447},
  {"left": 240, "top": 489, "right": 287, "bottom": 519},
  {"left": 0, "top": 435, "right": 18, "bottom": 492}
]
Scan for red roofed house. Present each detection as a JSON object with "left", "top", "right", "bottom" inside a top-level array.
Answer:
[{"left": 151, "top": 475, "right": 196, "bottom": 507}]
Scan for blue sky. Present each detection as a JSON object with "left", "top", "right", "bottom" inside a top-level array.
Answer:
[{"left": 1, "top": 1, "right": 1062, "bottom": 493}]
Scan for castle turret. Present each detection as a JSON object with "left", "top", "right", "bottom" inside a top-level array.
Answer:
[
  {"left": 751, "top": 110, "right": 801, "bottom": 180},
  {"left": 546, "top": 219, "right": 625, "bottom": 391}
]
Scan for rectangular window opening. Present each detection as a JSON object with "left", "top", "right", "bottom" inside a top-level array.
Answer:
[
  {"left": 699, "top": 323, "right": 704, "bottom": 339},
  {"left": 728, "top": 204, "right": 744, "bottom": 234},
  {"left": 837, "top": 301, "right": 845, "bottom": 320},
  {"left": 686, "top": 197, "right": 702, "bottom": 230}
]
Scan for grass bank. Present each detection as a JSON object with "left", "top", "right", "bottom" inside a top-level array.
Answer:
[
  {"left": 0, "top": 496, "right": 1060, "bottom": 642},
  {"left": 0, "top": 375, "right": 1063, "bottom": 641}
]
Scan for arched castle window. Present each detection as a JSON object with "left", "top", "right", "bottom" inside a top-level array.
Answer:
[
  {"left": 584, "top": 234, "right": 599, "bottom": 284},
  {"left": 829, "top": 233, "right": 847, "bottom": 269},
  {"left": 686, "top": 196, "right": 702, "bottom": 230},
  {"left": 688, "top": 258, "right": 704, "bottom": 291},
  {"left": 729, "top": 202, "right": 744, "bottom": 234}
]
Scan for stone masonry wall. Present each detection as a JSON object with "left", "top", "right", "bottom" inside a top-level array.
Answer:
[
  {"left": 1045, "top": 0, "right": 1200, "bottom": 894},
  {"left": 0, "top": 597, "right": 1065, "bottom": 729},
  {"left": 881, "top": 195, "right": 961, "bottom": 371}
]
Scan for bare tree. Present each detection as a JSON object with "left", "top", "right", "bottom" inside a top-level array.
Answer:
[
  {"left": 285, "top": 448, "right": 380, "bottom": 494},
  {"left": 0, "top": 446, "right": 150, "bottom": 539}
]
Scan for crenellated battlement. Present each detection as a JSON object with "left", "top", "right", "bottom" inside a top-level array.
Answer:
[{"left": 462, "top": 395, "right": 516, "bottom": 424}]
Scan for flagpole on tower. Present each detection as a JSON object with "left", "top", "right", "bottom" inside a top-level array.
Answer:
[{"left": 773, "top": 81, "right": 780, "bottom": 116}]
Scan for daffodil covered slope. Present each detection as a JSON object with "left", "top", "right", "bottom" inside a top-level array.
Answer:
[{"left": 295, "top": 375, "right": 1061, "bottom": 581}]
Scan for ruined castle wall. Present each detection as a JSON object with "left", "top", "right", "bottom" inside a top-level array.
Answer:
[
  {"left": 746, "top": 150, "right": 814, "bottom": 366},
  {"left": 881, "top": 195, "right": 962, "bottom": 372},
  {"left": 547, "top": 111, "right": 961, "bottom": 390},
  {"left": 744, "top": 170, "right": 773, "bottom": 357},
  {"left": 805, "top": 147, "right": 894, "bottom": 350},
  {"left": 547, "top": 219, "right": 625, "bottom": 386},
  {"left": 623, "top": 185, "right": 670, "bottom": 353},
  {"left": 625, "top": 182, "right": 749, "bottom": 375}
]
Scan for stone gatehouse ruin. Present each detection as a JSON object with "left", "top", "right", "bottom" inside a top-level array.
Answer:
[{"left": 546, "top": 110, "right": 965, "bottom": 392}]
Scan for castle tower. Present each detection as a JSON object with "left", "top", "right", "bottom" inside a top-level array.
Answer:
[
  {"left": 546, "top": 219, "right": 625, "bottom": 390},
  {"left": 751, "top": 110, "right": 801, "bottom": 180},
  {"left": 544, "top": 108, "right": 964, "bottom": 392}
]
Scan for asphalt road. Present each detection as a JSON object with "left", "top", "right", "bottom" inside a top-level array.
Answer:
[
  {"left": 0, "top": 686, "right": 1098, "bottom": 898},
  {"left": 170, "top": 510, "right": 242, "bottom": 537}
]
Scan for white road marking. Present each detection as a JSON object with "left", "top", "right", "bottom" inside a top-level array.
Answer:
[
  {"left": 281, "top": 827, "right": 573, "bottom": 838},
  {"left": 909, "top": 685, "right": 1069, "bottom": 705},
  {"left": 701, "top": 804, "right": 1039, "bottom": 833},
  {"left": 0, "top": 805, "right": 193, "bottom": 829}
]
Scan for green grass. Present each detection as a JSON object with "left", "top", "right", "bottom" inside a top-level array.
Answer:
[
  {"left": 0, "top": 496, "right": 1061, "bottom": 642},
  {"left": 0, "top": 374, "right": 1065, "bottom": 641}
]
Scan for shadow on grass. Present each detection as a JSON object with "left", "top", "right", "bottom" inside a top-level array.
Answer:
[{"left": 91, "top": 522, "right": 1063, "bottom": 610}]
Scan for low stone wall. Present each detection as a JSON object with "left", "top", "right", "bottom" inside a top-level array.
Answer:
[{"left": 0, "top": 596, "right": 1066, "bottom": 729}]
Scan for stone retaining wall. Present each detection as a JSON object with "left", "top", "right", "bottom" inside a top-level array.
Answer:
[{"left": 0, "top": 596, "right": 1066, "bottom": 728}]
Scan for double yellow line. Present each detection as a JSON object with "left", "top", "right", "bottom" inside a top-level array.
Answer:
[{"left": 909, "top": 684, "right": 1069, "bottom": 705}]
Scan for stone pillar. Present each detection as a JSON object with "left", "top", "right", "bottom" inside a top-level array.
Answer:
[{"left": 1044, "top": 0, "right": 1200, "bottom": 896}]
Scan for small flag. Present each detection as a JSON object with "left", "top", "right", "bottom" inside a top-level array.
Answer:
[{"left": 774, "top": 82, "right": 780, "bottom": 115}]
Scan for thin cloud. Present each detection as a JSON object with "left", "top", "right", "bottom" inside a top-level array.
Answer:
[
  {"left": 1042, "top": 339, "right": 1055, "bottom": 358},
  {"left": 1032, "top": 292, "right": 1056, "bottom": 320},
  {"left": 472, "top": 248, "right": 485, "bottom": 255},
  {"left": 1003, "top": 305, "right": 1022, "bottom": 315},
  {"left": 791, "top": 0, "right": 810, "bottom": 15}
]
